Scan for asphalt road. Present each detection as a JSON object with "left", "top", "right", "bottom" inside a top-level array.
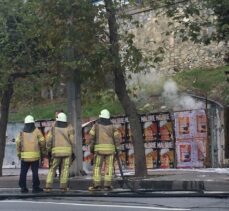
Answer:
[{"left": 0, "top": 196, "right": 229, "bottom": 211}]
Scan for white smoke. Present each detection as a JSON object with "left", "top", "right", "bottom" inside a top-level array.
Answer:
[{"left": 162, "top": 79, "right": 205, "bottom": 110}]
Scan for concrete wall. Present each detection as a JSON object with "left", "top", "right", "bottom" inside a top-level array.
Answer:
[
  {"left": 225, "top": 106, "right": 229, "bottom": 160},
  {"left": 206, "top": 101, "right": 227, "bottom": 167},
  {"left": 3, "top": 122, "right": 23, "bottom": 168}
]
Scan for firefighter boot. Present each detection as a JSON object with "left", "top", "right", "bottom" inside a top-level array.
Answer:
[
  {"left": 32, "top": 187, "right": 43, "bottom": 193},
  {"left": 103, "top": 186, "right": 113, "bottom": 191},
  {"left": 88, "top": 185, "right": 102, "bottom": 191},
  {"left": 44, "top": 188, "right": 52, "bottom": 193},
  {"left": 61, "top": 187, "right": 69, "bottom": 192},
  {"left": 20, "top": 187, "right": 29, "bottom": 193}
]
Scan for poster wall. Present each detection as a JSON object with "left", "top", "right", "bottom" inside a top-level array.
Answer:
[
  {"left": 25, "top": 110, "right": 207, "bottom": 171},
  {"left": 174, "top": 110, "right": 207, "bottom": 168},
  {"left": 5, "top": 109, "right": 208, "bottom": 171},
  {"left": 35, "top": 120, "right": 54, "bottom": 169},
  {"left": 81, "top": 112, "right": 175, "bottom": 172}
]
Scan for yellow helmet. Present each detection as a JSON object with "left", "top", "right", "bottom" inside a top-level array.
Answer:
[
  {"left": 24, "top": 115, "right": 35, "bottom": 124},
  {"left": 56, "top": 112, "right": 67, "bottom": 122},
  {"left": 99, "top": 109, "right": 110, "bottom": 119}
]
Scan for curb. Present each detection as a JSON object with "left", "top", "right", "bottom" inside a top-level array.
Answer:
[
  {"left": 0, "top": 189, "right": 229, "bottom": 199},
  {"left": 1, "top": 179, "right": 229, "bottom": 192}
]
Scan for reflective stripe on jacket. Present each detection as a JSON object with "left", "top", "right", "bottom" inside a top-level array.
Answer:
[
  {"left": 94, "top": 144, "right": 115, "bottom": 152},
  {"left": 89, "top": 123, "right": 120, "bottom": 155},
  {"left": 16, "top": 128, "right": 45, "bottom": 161},
  {"left": 47, "top": 125, "right": 74, "bottom": 158}
]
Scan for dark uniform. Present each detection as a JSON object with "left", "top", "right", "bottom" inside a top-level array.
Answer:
[{"left": 16, "top": 116, "right": 46, "bottom": 193}]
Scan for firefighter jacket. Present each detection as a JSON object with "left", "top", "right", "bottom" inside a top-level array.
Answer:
[
  {"left": 89, "top": 118, "right": 121, "bottom": 155},
  {"left": 46, "top": 122, "right": 75, "bottom": 158},
  {"left": 16, "top": 128, "right": 46, "bottom": 162}
]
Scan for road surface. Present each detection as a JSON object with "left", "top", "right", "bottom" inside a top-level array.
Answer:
[{"left": 0, "top": 196, "right": 229, "bottom": 210}]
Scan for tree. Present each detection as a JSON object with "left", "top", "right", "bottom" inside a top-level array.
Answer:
[
  {"left": 0, "top": 0, "right": 48, "bottom": 175},
  {"left": 37, "top": 0, "right": 111, "bottom": 175},
  {"left": 0, "top": 0, "right": 107, "bottom": 176},
  {"left": 88, "top": 0, "right": 228, "bottom": 176},
  {"left": 206, "top": 0, "right": 229, "bottom": 42},
  {"left": 103, "top": 0, "right": 147, "bottom": 176},
  {"left": 146, "top": 0, "right": 229, "bottom": 43},
  {"left": 37, "top": 0, "right": 149, "bottom": 176}
]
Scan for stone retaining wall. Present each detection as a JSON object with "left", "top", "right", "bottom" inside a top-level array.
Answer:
[{"left": 122, "top": 6, "right": 228, "bottom": 77}]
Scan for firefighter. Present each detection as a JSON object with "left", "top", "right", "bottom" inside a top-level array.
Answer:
[
  {"left": 44, "top": 112, "right": 75, "bottom": 192},
  {"left": 16, "top": 115, "right": 46, "bottom": 193},
  {"left": 47, "top": 110, "right": 64, "bottom": 178},
  {"left": 88, "top": 109, "right": 121, "bottom": 191}
]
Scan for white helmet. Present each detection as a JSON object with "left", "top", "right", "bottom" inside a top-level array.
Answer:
[
  {"left": 24, "top": 115, "right": 35, "bottom": 124},
  {"left": 56, "top": 112, "right": 67, "bottom": 122},
  {"left": 99, "top": 109, "right": 110, "bottom": 119}
]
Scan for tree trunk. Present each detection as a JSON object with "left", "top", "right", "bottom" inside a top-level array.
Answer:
[
  {"left": 104, "top": 0, "right": 147, "bottom": 177},
  {"left": 67, "top": 70, "right": 83, "bottom": 176},
  {"left": 224, "top": 106, "right": 229, "bottom": 159},
  {"left": 0, "top": 78, "right": 14, "bottom": 176}
]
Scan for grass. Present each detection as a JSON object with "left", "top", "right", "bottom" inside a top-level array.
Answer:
[
  {"left": 174, "top": 66, "right": 229, "bottom": 93},
  {"left": 173, "top": 66, "right": 229, "bottom": 105},
  {"left": 83, "top": 99, "right": 123, "bottom": 118},
  {"left": 9, "top": 97, "right": 124, "bottom": 122},
  {"left": 9, "top": 102, "right": 67, "bottom": 122}
]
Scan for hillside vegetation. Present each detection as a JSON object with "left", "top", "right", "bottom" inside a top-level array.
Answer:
[
  {"left": 8, "top": 66, "right": 229, "bottom": 122},
  {"left": 9, "top": 97, "right": 123, "bottom": 122},
  {"left": 174, "top": 66, "right": 229, "bottom": 104}
]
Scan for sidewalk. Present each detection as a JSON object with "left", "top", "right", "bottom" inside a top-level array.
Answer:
[{"left": 0, "top": 168, "right": 229, "bottom": 197}]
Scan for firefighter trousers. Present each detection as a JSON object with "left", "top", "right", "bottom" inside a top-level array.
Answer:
[
  {"left": 92, "top": 153, "right": 114, "bottom": 187},
  {"left": 46, "top": 157, "right": 70, "bottom": 189}
]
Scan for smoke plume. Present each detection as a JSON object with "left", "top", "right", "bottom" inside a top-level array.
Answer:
[{"left": 162, "top": 79, "right": 204, "bottom": 110}]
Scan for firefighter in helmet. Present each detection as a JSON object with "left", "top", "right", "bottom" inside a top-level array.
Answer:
[
  {"left": 88, "top": 109, "right": 121, "bottom": 191},
  {"left": 16, "top": 115, "right": 46, "bottom": 193},
  {"left": 44, "top": 112, "right": 75, "bottom": 192}
]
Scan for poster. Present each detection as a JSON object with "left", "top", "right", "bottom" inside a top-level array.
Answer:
[
  {"left": 179, "top": 144, "right": 192, "bottom": 162},
  {"left": 111, "top": 116, "right": 127, "bottom": 142},
  {"left": 174, "top": 111, "right": 193, "bottom": 140},
  {"left": 145, "top": 148, "right": 158, "bottom": 169},
  {"left": 127, "top": 147, "right": 135, "bottom": 169},
  {"left": 176, "top": 142, "right": 193, "bottom": 168},
  {"left": 141, "top": 112, "right": 175, "bottom": 169},
  {"left": 36, "top": 120, "right": 54, "bottom": 169},
  {"left": 159, "top": 148, "right": 174, "bottom": 168},
  {"left": 174, "top": 110, "right": 208, "bottom": 168},
  {"left": 193, "top": 110, "right": 208, "bottom": 138},
  {"left": 143, "top": 122, "right": 157, "bottom": 141},
  {"left": 82, "top": 121, "right": 95, "bottom": 173},
  {"left": 159, "top": 121, "right": 173, "bottom": 141},
  {"left": 193, "top": 138, "right": 206, "bottom": 163}
]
